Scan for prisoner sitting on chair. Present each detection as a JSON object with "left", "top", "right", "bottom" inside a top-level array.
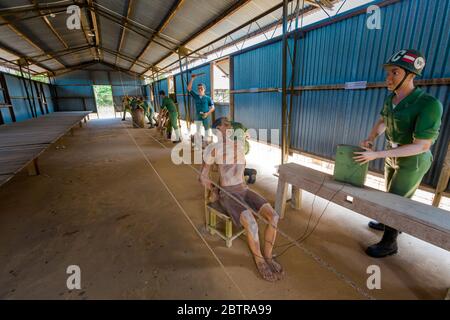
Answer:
[{"left": 199, "top": 117, "right": 284, "bottom": 282}]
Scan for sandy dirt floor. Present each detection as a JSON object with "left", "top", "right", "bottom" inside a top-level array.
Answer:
[{"left": 0, "top": 117, "right": 449, "bottom": 299}]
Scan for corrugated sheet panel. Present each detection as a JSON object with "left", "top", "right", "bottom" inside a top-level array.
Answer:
[
  {"left": 5, "top": 74, "right": 33, "bottom": 122},
  {"left": 54, "top": 67, "right": 145, "bottom": 112},
  {"left": 234, "top": 92, "right": 281, "bottom": 144},
  {"left": 294, "top": 0, "right": 450, "bottom": 86},
  {"left": 231, "top": 0, "right": 449, "bottom": 190},
  {"left": 55, "top": 70, "right": 95, "bottom": 112},
  {"left": 233, "top": 40, "right": 283, "bottom": 90},
  {"left": 290, "top": 88, "right": 387, "bottom": 170},
  {"left": 0, "top": 73, "right": 55, "bottom": 123},
  {"left": 214, "top": 102, "right": 230, "bottom": 119}
]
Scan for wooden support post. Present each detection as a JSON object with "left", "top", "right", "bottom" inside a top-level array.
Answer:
[
  {"left": 225, "top": 220, "right": 232, "bottom": 238},
  {"left": 70, "top": 128, "right": 74, "bottom": 136},
  {"left": 291, "top": 185, "right": 302, "bottom": 209},
  {"left": 84, "top": 117, "right": 87, "bottom": 123},
  {"left": 27, "top": 158, "right": 40, "bottom": 176},
  {"left": 56, "top": 137, "right": 65, "bottom": 149},
  {"left": 210, "top": 61, "right": 215, "bottom": 123},
  {"left": 433, "top": 144, "right": 450, "bottom": 207},
  {"left": 79, "top": 121, "right": 83, "bottom": 128},
  {"left": 229, "top": 57, "right": 235, "bottom": 120},
  {"left": 209, "top": 211, "right": 217, "bottom": 235},
  {"left": 275, "top": 177, "right": 289, "bottom": 219}
]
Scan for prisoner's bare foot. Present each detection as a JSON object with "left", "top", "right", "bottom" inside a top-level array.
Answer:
[
  {"left": 254, "top": 258, "right": 277, "bottom": 282},
  {"left": 265, "top": 258, "right": 285, "bottom": 279}
]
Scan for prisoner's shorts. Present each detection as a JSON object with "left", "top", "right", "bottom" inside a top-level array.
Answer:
[{"left": 219, "top": 183, "right": 269, "bottom": 228}]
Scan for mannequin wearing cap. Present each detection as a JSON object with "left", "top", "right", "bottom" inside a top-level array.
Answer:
[{"left": 354, "top": 49, "right": 443, "bottom": 258}]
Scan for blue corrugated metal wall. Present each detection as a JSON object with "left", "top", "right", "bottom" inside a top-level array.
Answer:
[
  {"left": 214, "top": 102, "right": 230, "bottom": 119},
  {"left": 54, "top": 64, "right": 146, "bottom": 113},
  {"left": 109, "top": 71, "right": 145, "bottom": 110},
  {"left": 231, "top": 0, "right": 449, "bottom": 189},
  {"left": 54, "top": 69, "right": 96, "bottom": 112},
  {"left": 232, "top": 39, "right": 293, "bottom": 143},
  {"left": 0, "top": 72, "right": 54, "bottom": 124}
]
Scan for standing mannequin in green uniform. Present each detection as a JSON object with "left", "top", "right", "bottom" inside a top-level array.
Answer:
[
  {"left": 187, "top": 74, "right": 215, "bottom": 146},
  {"left": 159, "top": 90, "right": 181, "bottom": 143},
  {"left": 121, "top": 95, "right": 132, "bottom": 121},
  {"left": 354, "top": 49, "right": 443, "bottom": 258}
]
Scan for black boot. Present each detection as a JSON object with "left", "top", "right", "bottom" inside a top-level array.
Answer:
[
  {"left": 244, "top": 168, "right": 257, "bottom": 184},
  {"left": 368, "top": 221, "right": 385, "bottom": 231},
  {"left": 365, "top": 226, "right": 399, "bottom": 258}
]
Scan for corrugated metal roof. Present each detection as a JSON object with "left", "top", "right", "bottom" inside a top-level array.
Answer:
[{"left": 0, "top": 0, "right": 334, "bottom": 75}]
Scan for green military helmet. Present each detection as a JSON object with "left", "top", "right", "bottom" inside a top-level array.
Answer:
[{"left": 383, "top": 49, "right": 426, "bottom": 76}]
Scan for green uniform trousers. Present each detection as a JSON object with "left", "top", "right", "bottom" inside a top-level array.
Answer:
[
  {"left": 385, "top": 150, "right": 433, "bottom": 198},
  {"left": 169, "top": 111, "right": 179, "bottom": 130},
  {"left": 196, "top": 113, "right": 211, "bottom": 130}
]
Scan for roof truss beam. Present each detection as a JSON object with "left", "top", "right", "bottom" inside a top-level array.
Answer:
[
  {"left": 140, "top": 0, "right": 252, "bottom": 75},
  {"left": 115, "top": 0, "right": 134, "bottom": 67},
  {"left": 128, "top": 0, "right": 185, "bottom": 71}
]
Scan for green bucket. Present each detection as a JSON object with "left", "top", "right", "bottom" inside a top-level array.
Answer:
[{"left": 333, "top": 144, "right": 369, "bottom": 187}]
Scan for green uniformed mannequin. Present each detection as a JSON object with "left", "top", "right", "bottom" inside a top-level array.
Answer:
[
  {"left": 121, "top": 95, "right": 132, "bottom": 121},
  {"left": 187, "top": 74, "right": 215, "bottom": 145},
  {"left": 158, "top": 90, "right": 181, "bottom": 143},
  {"left": 354, "top": 49, "right": 443, "bottom": 258}
]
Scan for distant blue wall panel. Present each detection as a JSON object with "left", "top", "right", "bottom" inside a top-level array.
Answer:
[
  {"left": 55, "top": 70, "right": 92, "bottom": 85},
  {"left": 53, "top": 67, "right": 146, "bottom": 113},
  {"left": 10, "top": 98, "right": 32, "bottom": 121},
  {"left": 290, "top": 88, "right": 387, "bottom": 171},
  {"left": 0, "top": 108, "right": 12, "bottom": 123},
  {"left": 56, "top": 86, "right": 93, "bottom": 97},
  {"left": 214, "top": 103, "right": 230, "bottom": 119},
  {"left": 4, "top": 74, "right": 33, "bottom": 121},
  {"left": 234, "top": 92, "right": 281, "bottom": 144}
]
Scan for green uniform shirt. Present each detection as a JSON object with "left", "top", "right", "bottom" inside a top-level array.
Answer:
[
  {"left": 130, "top": 98, "right": 138, "bottom": 110},
  {"left": 189, "top": 90, "right": 214, "bottom": 115},
  {"left": 161, "top": 96, "right": 177, "bottom": 113},
  {"left": 380, "top": 87, "right": 443, "bottom": 145}
]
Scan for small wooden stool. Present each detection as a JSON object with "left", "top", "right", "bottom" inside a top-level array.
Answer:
[{"left": 205, "top": 197, "right": 244, "bottom": 247}]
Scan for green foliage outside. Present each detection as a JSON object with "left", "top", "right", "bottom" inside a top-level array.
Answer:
[
  {"left": 93, "top": 85, "right": 113, "bottom": 107},
  {"left": 31, "top": 74, "right": 50, "bottom": 83}
]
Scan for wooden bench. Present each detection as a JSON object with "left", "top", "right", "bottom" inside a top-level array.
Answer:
[
  {"left": 275, "top": 163, "right": 450, "bottom": 251},
  {"left": 0, "top": 111, "right": 91, "bottom": 187},
  {"left": 275, "top": 163, "right": 450, "bottom": 298}
]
